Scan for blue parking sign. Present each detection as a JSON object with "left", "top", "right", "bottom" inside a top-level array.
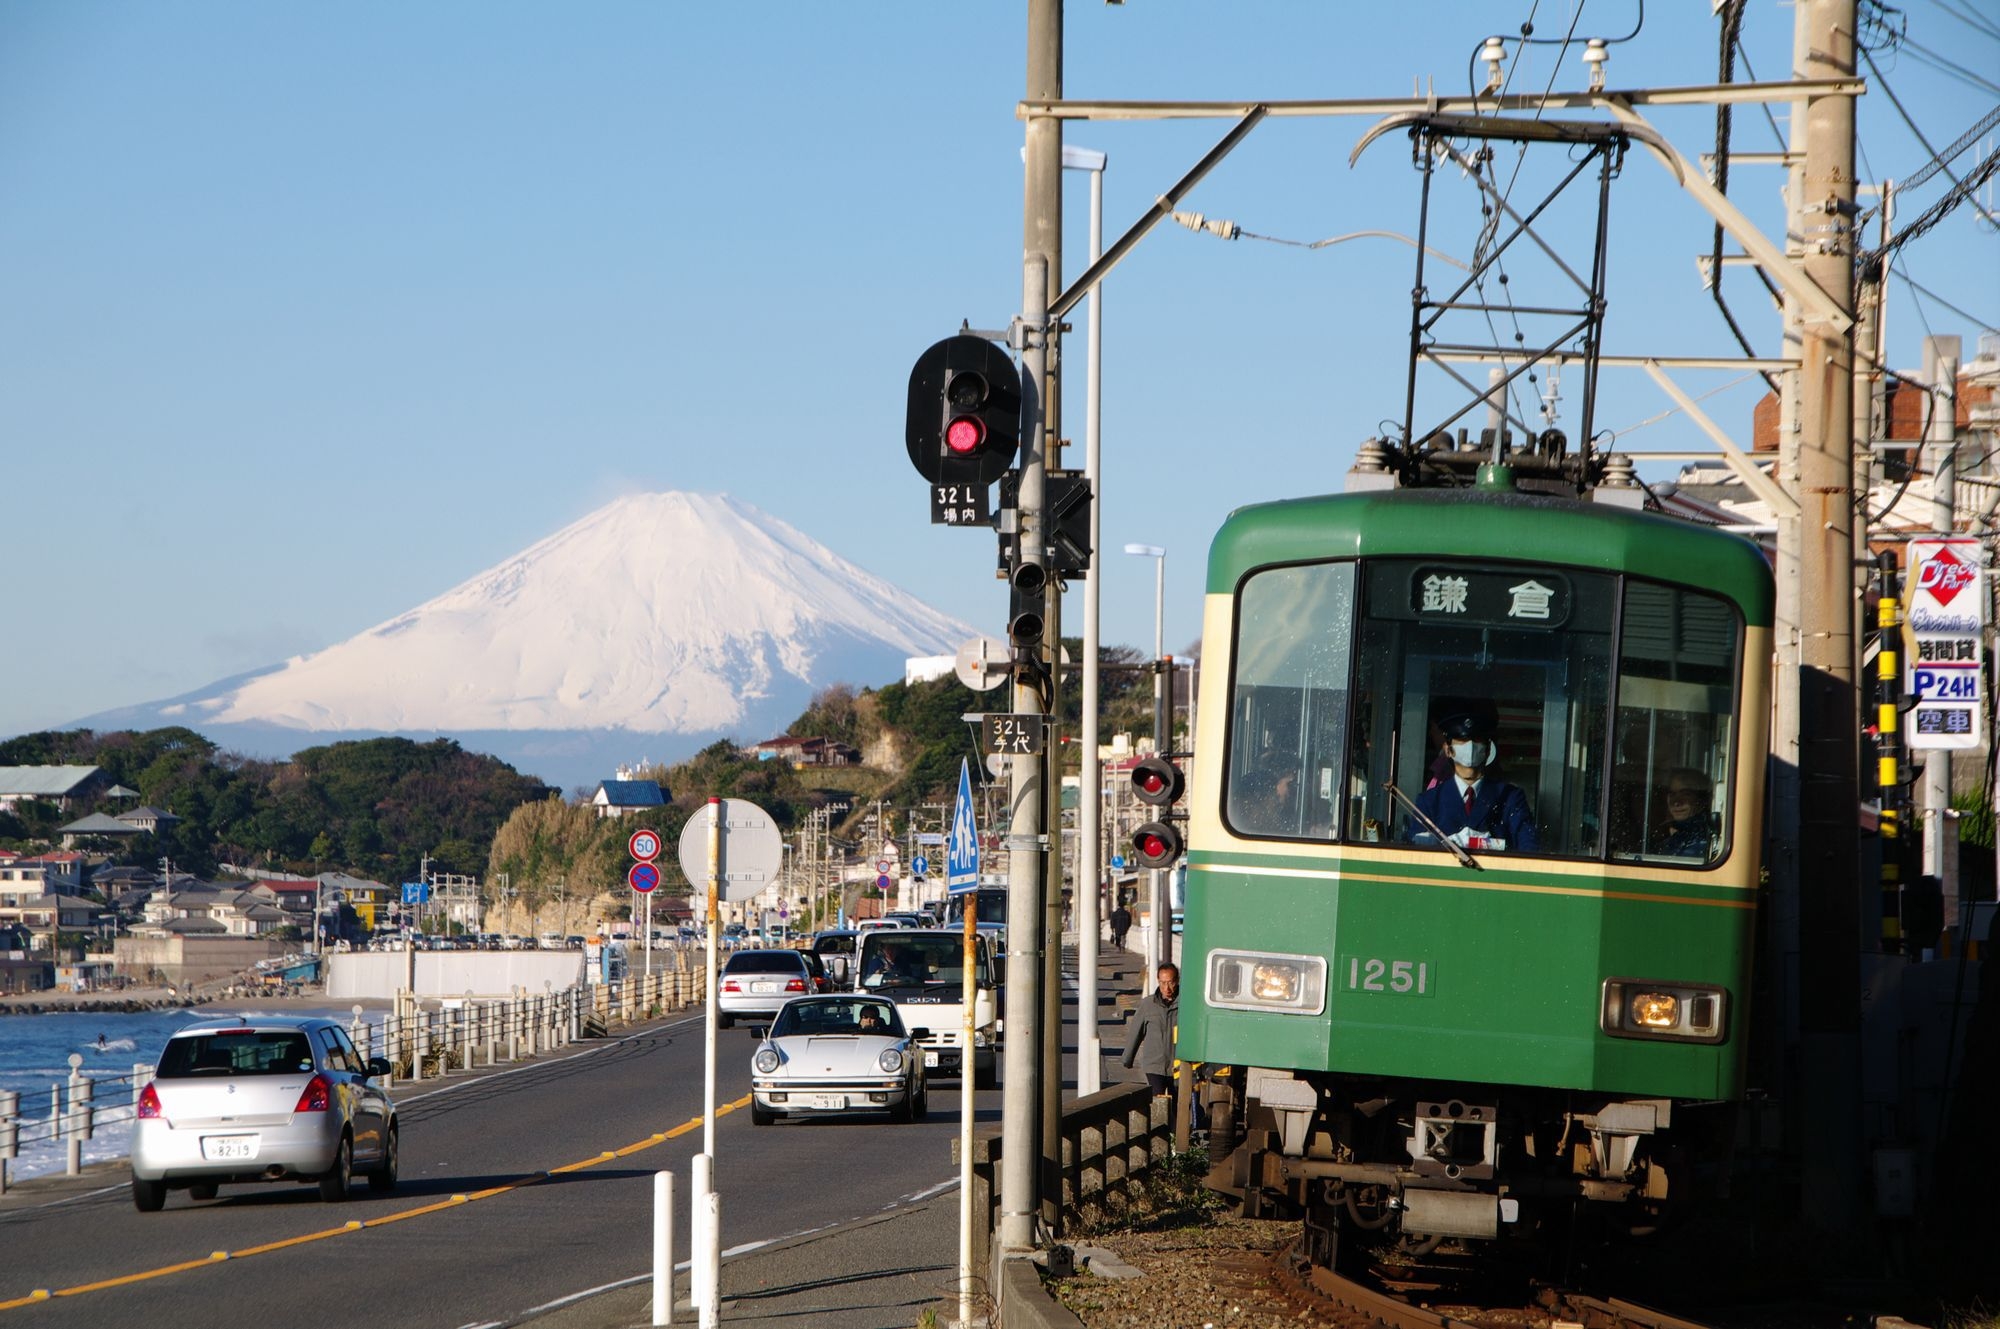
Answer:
[{"left": 947, "top": 759, "right": 980, "bottom": 893}]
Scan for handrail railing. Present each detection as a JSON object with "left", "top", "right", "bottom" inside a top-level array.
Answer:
[{"left": 0, "top": 958, "right": 709, "bottom": 1192}]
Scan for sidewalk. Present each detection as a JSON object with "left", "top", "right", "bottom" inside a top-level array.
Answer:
[{"left": 527, "top": 1196, "right": 969, "bottom": 1329}]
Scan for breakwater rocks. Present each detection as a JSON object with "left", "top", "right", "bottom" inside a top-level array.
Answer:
[{"left": 0, "top": 995, "right": 209, "bottom": 1016}]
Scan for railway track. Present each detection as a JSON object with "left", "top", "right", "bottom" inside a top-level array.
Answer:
[{"left": 1267, "top": 1239, "right": 1722, "bottom": 1329}]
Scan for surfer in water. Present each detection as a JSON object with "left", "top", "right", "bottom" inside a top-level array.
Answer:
[{"left": 96, "top": 1032, "right": 108, "bottom": 1050}]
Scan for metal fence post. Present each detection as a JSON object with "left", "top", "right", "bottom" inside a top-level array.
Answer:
[{"left": 1, "top": 1088, "right": 19, "bottom": 1195}]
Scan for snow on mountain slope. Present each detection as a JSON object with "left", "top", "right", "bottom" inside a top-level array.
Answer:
[{"left": 171, "top": 491, "right": 971, "bottom": 735}]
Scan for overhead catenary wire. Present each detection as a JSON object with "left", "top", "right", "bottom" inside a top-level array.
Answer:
[
  {"left": 1857, "top": 101, "right": 2000, "bottom": 226},
  {"left": 1926, "top": 0, "right": 2000, "bottom": 44},
  {"left": 1858, "top": 46, "right": 2000, "bottom": 231}
]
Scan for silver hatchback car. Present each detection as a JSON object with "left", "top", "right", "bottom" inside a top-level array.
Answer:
[{"left": 130, "top": 1015, "right": 398, "bottom": 1211}]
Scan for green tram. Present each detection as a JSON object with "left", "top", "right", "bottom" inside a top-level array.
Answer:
[{"left": 1178, "top": 475, "right": 1773, "bottom": 1264}]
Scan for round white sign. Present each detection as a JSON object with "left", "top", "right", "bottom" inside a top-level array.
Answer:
[{"left": 676, "top": 799, "right": 784, "bottom": 904}]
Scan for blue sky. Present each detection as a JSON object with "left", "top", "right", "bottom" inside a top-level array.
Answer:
[{"left": 3, "top": 1, "right": 1994, "bottom": 743}]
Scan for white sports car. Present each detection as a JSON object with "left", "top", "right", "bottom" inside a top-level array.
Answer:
[{"left": 749, "top": 996, "right": 929, "bottom": 1124}]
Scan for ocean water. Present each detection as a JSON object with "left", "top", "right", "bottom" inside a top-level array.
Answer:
[{"left": 0, "top": 1007, "right": 366, "bottom": 1182}]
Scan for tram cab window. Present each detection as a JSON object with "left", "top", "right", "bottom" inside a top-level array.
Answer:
[
  {"left": 1223, "top": 562, "right": 1354, "bottom": 839},
  {"left": 1605, "top": 584, "right": 1740, "bottom": 865},
  {"left": 1347, "top": 560, "right": 1616, "bottom": 858}
]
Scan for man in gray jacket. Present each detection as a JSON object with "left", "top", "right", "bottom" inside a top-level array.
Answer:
[{"left": 1121, "top": 963, "right": 1180, "bottom": 1097}]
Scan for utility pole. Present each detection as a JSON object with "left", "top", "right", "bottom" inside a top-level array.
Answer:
[
  {"left": 1921, "top": 334, "right": 1963, "bottom": 916},
  {"left": 1000, "top": 0, "right": 1060, "bottom": 1262},
  {"left": 1788, "top": 0, "right": 1863, "bottom": 1230}
]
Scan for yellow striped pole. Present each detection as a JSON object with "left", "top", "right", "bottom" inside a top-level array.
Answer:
[{"left": 1876, "top": 555, "right": 1904, "bottom": 952}]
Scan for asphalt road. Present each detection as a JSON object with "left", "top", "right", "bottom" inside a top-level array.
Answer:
[{"left": 0, "top": 1007, "right": 1003, "bottom": 1329}]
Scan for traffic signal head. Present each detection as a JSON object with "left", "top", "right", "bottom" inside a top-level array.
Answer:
[
  {"left": 1129, "top": 755, "right": 1186, "bottom": 869},
  {"left": 1131, "top": 820, "right": 1184, "bottom": 871},
  {"left": 906, "top": 334, "right": 1022, "bottom": 486},
  {"left": 1008, "top": 561, "right": 1046, "bottom": 647},
  {"left": 1130, "top": 755, "right": 1185, "bottom": 807}
]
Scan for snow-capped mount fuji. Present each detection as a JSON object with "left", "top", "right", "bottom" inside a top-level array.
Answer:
[{"left": 78, "top": 493, "right": 974, "bottom": 788}]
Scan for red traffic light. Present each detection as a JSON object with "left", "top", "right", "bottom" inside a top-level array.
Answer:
[
  {"left": 945, "top": 416, "right": 986, "bottom": 455},
  {"left": 1131, "top": 820, "right": 1184, "bottom": 870},
  {"left": 1130, "top": 755, "right": 1185, "bottom": 807}
]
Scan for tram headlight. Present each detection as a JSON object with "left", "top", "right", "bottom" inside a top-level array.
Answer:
[
  {"left": 1601, "top": 978, "right": 1728, "bottom": 1044},
  {"left": 1207, "top": 950, "right": 1327, "bottom": 1015}
]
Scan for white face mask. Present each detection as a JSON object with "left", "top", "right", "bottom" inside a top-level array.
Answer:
[{"left": 1449, "top": 740, "right": 1492, "bottom": 768}]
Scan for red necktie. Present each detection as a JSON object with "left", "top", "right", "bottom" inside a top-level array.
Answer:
[{"left": 1463, "top": 787, "right": 1476, "bottom": 817}]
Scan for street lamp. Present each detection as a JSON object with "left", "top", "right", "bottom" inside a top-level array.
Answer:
[
  {"left": 1065, "top": 142, "right": 1110, "bottom": 1097},
  {"left": 1124, "top": 543, "right": 1168, "bottom": 987}
]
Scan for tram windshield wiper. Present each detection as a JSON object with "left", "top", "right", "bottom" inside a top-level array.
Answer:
[{"left": 1383, "top": 782, "right": 1483, "bottom": 871}]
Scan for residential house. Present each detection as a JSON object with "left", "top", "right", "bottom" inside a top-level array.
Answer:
[
  {"left": 135, "top": 886, "right": 290, "bottom": 939},
  {"left": 745, "top": 735, "right": 861, "bottom": 768},
  {"left": 592, "top": 779, "right": 669, "bottom": 819},
  {"left": 117, "top": 805, "right": 181, "bottom": 835},
  {"left": 0, "top": 765, "right": 106, "bottom": 813},
  {"left": 0, "top": 853, "right": 86, "bottom": 896},
  {"left": 57, "top": 812, "right": 143, "bottom": 850}
]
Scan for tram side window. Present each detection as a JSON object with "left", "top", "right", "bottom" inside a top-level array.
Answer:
[
  {"left": 1606, "top": 583, "right": 1740, "bottom": 865},
  {"left": 1347, "top": 560, "right": 1616, "bottom": 859},
  {"left": 1224, "top": 562, "right": 1355, "bottom": 840}
]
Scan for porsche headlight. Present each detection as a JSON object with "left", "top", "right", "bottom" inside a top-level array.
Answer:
[
  {"left": 753, "top": 1047, "right": 782, "bottom": 1074},
  {"left": 1602, "top": 978, "right": 1728, "bottom": 1044},
  {"left": 1206, "top": 950, "right": 1326, "bottom": 1015},
  {"left": 878, "top": 1048, "right": 905, "bottom": 1074}
]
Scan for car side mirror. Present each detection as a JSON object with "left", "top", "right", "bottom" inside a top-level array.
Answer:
[
  {"left": 364, "top": 1057, "right": 392, "bottom": 1079},
  {"left": 909, "top": 1027, "right": 931, "bottom": 1041},
  {"left": 749, "top": 1024, "right": 769, "bottom": 1040},
  {"left": 991, "top": 959, "right": 1006, "bottom": 986}
]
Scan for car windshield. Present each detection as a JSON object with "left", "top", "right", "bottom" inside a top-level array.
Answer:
[
  {"left": 724, "top": 952, "right": 806, "bottom": 974},
  {"left": 158, "top": 1030, "right": 315, "bottom": 1078},
  {"left": 771, "top": 1000, "right": 905, "bottom": 1038},
  {"left": 860, "top": 934, "right": 988, "bottom": 987},
  {"left": 814, "top": 935, "right": 856, "bottom": 956}
]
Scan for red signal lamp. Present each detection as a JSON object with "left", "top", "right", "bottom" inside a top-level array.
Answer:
[
  {"left": 1131, "top": 821, "right": 1184, "bottom": 870},
  {"left": 945, "top": 416, "right": 986, "bottom": 455}
]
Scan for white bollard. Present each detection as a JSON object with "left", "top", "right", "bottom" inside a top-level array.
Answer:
[
  {"left": 65, "top": 1054, "right": 87, "bottom": 1175},
  {"left": 690, "top": 1153, "right": 715, "bottom": 1322},
  {"left": 653, "top": 1170, "right": 675, "bottom": 1326},
  {"left": 700, "top": 1188, "right": 721, "bottom": 1328}
]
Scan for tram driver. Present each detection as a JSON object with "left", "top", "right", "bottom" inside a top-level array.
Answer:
[{"left": 1406, "top": 712, "right": 1539, "bottom": 852}]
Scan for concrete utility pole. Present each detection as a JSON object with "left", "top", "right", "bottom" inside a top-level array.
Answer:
[
  {"left": 1921, "top": 335, "right": 1963, "bottom": 916},
  {"left": 1788, "top": 0, "right": 1863, "bottom": 1230},
  {"left": 1000, "top": 0, "right": 1060, "bottom": 1263}
]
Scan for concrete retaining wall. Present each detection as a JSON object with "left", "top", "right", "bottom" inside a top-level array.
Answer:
[
  {"left": 112, "top": 936, "right": 289, "bottom": 989},
  {"left": 327, "top": 950, "right": 585, "bottom": 999}
]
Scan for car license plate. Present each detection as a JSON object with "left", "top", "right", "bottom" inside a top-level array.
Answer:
[
  {"left": 201, "top": 1134, "right": 259, "bottom": 1161},
  {"left": 923, "top": 1051, "right": 940, "bottom": 1067},
  {"left": 808, "top": 1094, "right": 846, "bottom": 1110},
  {"left": 752, "top": 981, "right": 777, "bottom": 993}
]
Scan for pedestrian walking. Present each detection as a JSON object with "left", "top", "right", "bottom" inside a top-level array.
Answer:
[
  {"left": 1109, "top": 902, "right": 1132, "bottom": 951},
  {"left": 1121, "top": 962, "right": 1179, "bottom": 1097}
]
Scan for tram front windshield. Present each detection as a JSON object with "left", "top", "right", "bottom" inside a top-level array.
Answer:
[{"left": 1224, "top": 558, "right": 1742, "bottom": 866}]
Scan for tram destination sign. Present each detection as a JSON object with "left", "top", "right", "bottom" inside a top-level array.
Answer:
[{"left": 1407, "top": 566, "right": 1571, "bottom": 628}]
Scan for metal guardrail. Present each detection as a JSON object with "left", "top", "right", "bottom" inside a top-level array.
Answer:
[{"left": 0, "top": 964, "right": 710, "bottom": 1193}]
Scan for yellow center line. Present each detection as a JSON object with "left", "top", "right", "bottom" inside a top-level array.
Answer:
[{"left": 0, "top": 1097, "right": 749, "bottom": 1312}]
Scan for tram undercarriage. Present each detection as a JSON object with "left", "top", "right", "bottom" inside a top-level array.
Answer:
[{"left": 1203, "top": 1068, "right": 1703, "bottom": 1268}]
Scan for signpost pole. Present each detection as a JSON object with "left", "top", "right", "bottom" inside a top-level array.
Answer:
[
  {"left": 704, "top": 797, "right": 721, "bottom": 1158},
  {"left": 947, "top": 759, "right": 981, "bottom": 1329}
]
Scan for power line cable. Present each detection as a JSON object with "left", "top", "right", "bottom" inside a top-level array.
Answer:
[
  {"left": 1894, "top": 260, "right": 2000, "bottom": 332},
  {"left": 1859, "top": 102, "right": 2000, "bottom": 227},
  {"left": 1927, "top": 0, "right": 2000, "bottom": 43},
  {"left": 1857, "top": 47, "right": 2000, "bottom": 231},
  {"left": 1898, "top": 32, "right": 2000, "bottom": 96}
]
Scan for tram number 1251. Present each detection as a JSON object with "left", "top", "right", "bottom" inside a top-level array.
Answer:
[{"left": 1345, "top": 957, "right": 1432, "bottom": 995}]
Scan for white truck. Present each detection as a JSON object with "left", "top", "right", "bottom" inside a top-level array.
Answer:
[{"left": 856, "top": 928, "right": 999, "bottom": 1088}]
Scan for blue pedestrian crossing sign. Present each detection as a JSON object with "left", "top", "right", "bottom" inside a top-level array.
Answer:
[{"left": 946, "top": 759, "right": 980, "bottom": 893}]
